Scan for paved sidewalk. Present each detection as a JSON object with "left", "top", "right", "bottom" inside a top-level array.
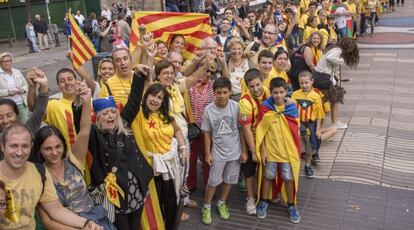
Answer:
[
  {"left": 180, "top": 178, "right": 414, "bottom": 230},
  {"left": 179, "top": 48, "right": 414, "bottom": 229}
]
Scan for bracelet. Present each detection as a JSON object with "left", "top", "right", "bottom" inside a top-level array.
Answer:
[
  {"left": 179, "top": 146, "right": 187, "bottom": 150},
  {"left": 83, "top": 219, "right": 91, "bottom": 228}
]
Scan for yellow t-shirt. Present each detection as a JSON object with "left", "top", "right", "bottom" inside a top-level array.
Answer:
[
  {"left": 300, "top": 0, "right": 311, "bottom": 14},
  {"left": 292, "top": 89, "right": 325, "bottom": 122},
  {"left": 345, "top": 2, "right": 357, "bottom": 16},
  {"left": 0, "top": 163, "right": 58, "bottom": 230},
  {"left": 98, "top": 72, "right": 133, "bottom": 107},
  {"left": 44, "top": 98, "right": 76, "bottom": 149},
  {"left": 268, "top": 68, "right": 289, "bottom": 84},
  {"left": 166, "top": 80, "right": 188, "bottom": 137},
  {"left": 240, "top": 76, "right": 272, "bottom": 96},
  {"left": 328, "top": 24, "right": 338, "bottom": 44},
  {"left": 318, "top": 28, "right": 330, "bottom": 48},
  {"left": 303, "top": 26, "right": 318, "bottom": 43},
  {"left": 239, "top": 90, "right": 270, "bottom": 136},
  {"left": 262, "top": 104, "right": 291, "bottom": 162},
  {"left": 245, "top": 41, "right": 287, "bottom": 68},
  {"left": 131, "top": 110, "right": 174, "bottom": 165}
]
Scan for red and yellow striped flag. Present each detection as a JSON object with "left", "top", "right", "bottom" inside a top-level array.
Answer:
[
  {"left": 130, "top": 11, "right": 212, "bottom": 60},
  {"left": 68, "top": 11, "right": 96, "bottom": 68}
]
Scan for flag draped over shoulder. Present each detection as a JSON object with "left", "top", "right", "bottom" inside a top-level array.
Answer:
[
  {"left": 68, "top": 11, "right": 96, "bottom": 68},
  {"left": 130, "top": 11, "right": 212, "bottom": 60},
  {"left": 255, "top": 97, "right": 301, "bottom": 204}
]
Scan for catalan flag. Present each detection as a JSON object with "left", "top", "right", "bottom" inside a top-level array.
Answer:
[
  {"left": 68, "top": 10, "right": 96, "bottom": 68},
  {"left": 130, "top": 11, "right": 212, "bottom": 60}
]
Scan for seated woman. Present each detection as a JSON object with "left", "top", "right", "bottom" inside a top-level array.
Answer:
[
  {"left": 73, "top": 68, "right": 156, "bottom": 230},
  {"left": 34, "top": 84, "right": 115, "bottom": 229},
  {"left": 0, "top": 68, "right": 48, "bottom": 161},
  {"left": 288, "top": 31, "right": 323, "bottom": 91},
  {"left": 131, "top": 83, "right": 189, "bottom": 230}
]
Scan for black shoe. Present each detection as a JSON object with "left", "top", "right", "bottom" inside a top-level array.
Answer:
[{"left": 312, "top": 154, "right": 321, "bottom": 163}]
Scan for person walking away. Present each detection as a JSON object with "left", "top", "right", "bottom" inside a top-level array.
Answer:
[
  {"left": 33, "top": 14, "right": 49, "bottom": 50},
  {"left": 26, "top": 20, "right": 40, "bottom": 53}
]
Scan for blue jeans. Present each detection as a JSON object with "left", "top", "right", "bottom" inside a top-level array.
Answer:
[
  {"left": 166, "top": 4, "right": 180, "bottom": 12},
  {"left": 92, "top": 36, "right": 100, "bottom": 52},
  {"left": 338, "top": 27, "right": 347, "bottom": 38}
]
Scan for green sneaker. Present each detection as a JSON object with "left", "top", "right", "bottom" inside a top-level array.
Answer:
[
  {"left": 201, "top": 207, "right": 212, "bottom": 225},
  {"left": 217, "top": 203, "right": 230, "bottom": 220}
]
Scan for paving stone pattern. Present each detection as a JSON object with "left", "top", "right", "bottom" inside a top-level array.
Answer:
[
  {"left": 322, "top": 49, "right": 414, "bottom": 190},
  {"left": 180, "top": 49, "right": 414, "bottom": 230},
  {"left": 180, "top": 178, "right": 414, "bottom": 230}
]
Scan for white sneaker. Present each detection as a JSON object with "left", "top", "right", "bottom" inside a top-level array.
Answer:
[
  {"left": 331, "top": 121, "right": 348, "bottom": 129},
  {"left": 245, "top": 198, "right": 257, "bottom": 215}
]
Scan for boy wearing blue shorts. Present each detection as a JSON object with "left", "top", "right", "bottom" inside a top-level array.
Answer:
[
  {"left": 292, "top": 70, "right": 325, "bottom": 178},
  {"left": 255, "top": 78, "right": 302, "bottom": 223}
]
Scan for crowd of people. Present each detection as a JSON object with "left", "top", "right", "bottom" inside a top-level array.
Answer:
[{"left": 0, "top": 0, "right": 406, "bottom": 229}]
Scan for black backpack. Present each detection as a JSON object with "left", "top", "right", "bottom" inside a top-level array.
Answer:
[
  {"left": 83, "top": 20, "right": 93, "bottom": 39},
  {"left": 288, "top": 45, "right": 311, "bottom": 91}
]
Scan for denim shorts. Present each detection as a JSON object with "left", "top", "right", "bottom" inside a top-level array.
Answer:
[{"left": 264, "top": 162, "right": 293, "bottom": 181}]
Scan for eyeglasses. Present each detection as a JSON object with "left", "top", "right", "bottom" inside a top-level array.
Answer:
[
  {"left": 1, "top": 59, "right": 12, "bottom": 63},
  {"left": 263, "top": 31, "right": 277, "bottom": 35},
  {"left": 0, "top": 201, "right": 6, "bottom": 209}
]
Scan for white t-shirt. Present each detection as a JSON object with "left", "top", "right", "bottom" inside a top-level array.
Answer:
[
  {"left": 74, "top": 14, "right": 85, "bottom": 25},
  {"left": 335, "top": 6, "right": 348, "bottom": 29},
  {"left": 101, "top": 9, "right": 112, "bottom": 21},
  {"left": 219, "top": 35, "right": 227, "bottom": 47}
]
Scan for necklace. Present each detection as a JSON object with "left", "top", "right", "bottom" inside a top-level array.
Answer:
[
  {"left": 229, "top": 58, "right": 246, "bottom": 73},
  {"left": 230, "top": 58, "right": 243, "bottom": 67},
  {"left": 118, "top": 75, "right": 131, "bottom": 96},
  {"left": 47, "top": 162, "right": 65, "bottom": 183}
]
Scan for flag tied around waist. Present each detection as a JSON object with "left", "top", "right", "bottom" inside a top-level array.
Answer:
[
  {"left": 68, "top": 10, "right": 97, "bottom": 69},
  {"left": 130, "top": 11, "right": 212, "bottom": 60}
]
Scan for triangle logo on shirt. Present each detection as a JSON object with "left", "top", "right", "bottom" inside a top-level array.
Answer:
[
  {"left": 217, "top": 120, "right": 232, "bottom": 134},
  {"left": 297, "top": 99, "right": 313, "bottom": 110}
]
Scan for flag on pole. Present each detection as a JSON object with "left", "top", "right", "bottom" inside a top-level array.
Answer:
[
  {"left": 68, "top": 10, "right": 96, "bottom": 68},
  {"left": 130, "top": 11, "right": 212, "bottom": 60}
]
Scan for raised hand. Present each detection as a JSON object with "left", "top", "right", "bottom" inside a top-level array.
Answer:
[
  {"left": 142, "top": 32, "right": 153, "bottom": 47},
  {"left": 134, "top": 64, "right": 152, "bottom": 77},
  {"left": 33, "top": 68, "right": 49, "bottom": 92},
  {"left": 26, "top": 68, "right": 37, "bottom": 87},
  {"left": 147, "top": 43, "right": 157, "bottom": 58}
]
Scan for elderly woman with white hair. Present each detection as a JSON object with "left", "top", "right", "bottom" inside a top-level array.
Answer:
[
  {"left": 73, "top": 68, "right": 161, "bottom": 229},
  {"left": 0, "top": 52, "right": 29, "bottom": 123}
]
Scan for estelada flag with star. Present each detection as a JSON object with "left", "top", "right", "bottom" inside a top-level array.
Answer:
[
  {"left": 255, "top": 97, "right": 301, "bottom": 204},
  {"left": 68, "top": 9, "right": 97, "bottom": 68},
  {"left": 129, "top": 11, "right": 212, "bottom": 60}
]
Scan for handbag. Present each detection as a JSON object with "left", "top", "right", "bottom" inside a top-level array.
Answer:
[
  {"left": 187, "top": 123, "right": 201, "bottom": 141},
  {"left": 327, "top": 66, "right": 346, "bottom": 104}
]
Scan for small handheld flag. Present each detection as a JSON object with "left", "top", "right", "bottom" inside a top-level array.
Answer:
[{"left": 68, "top": 9, "right": 97, "bottom": 69}]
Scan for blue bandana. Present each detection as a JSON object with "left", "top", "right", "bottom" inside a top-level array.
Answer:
[{"left": 93, "top": 96, "right": 117, "bottom": 113}]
